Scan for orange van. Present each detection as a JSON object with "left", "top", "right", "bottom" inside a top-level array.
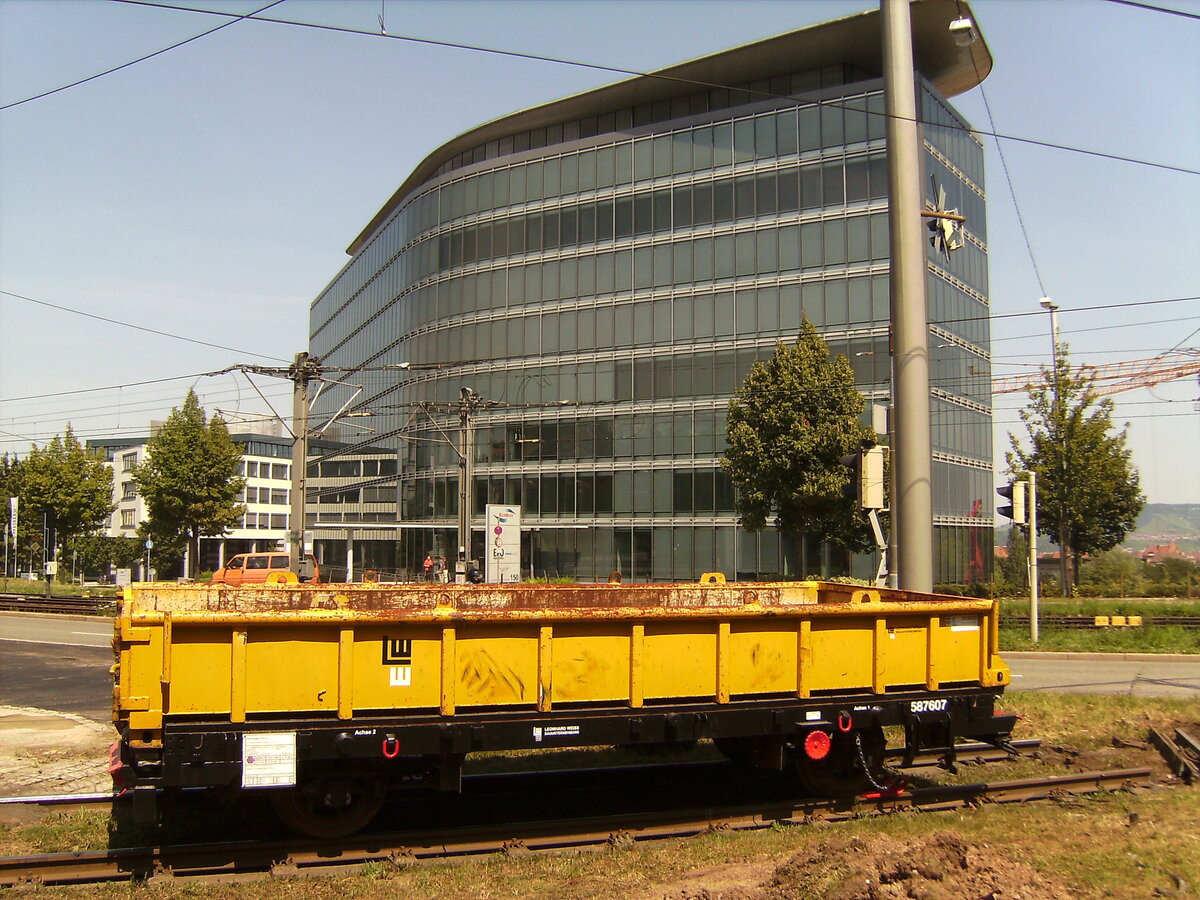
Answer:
[{"left": 211, "top": 552, "right": 320, "bottom": 586}]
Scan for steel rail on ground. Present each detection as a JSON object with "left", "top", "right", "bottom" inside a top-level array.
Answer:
[
  {"left": 1005, "top": 614, "right": 1200, "bottom": 630},
  {"left": 0, "top": 594, "right": 118, "bottom": 615},
  {"left": 0, "top": 766, "right": 1153, "bottom": 888}
]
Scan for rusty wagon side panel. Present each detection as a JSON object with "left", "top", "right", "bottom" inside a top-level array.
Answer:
[{"left": 114, "top": 581, "right": 1009, "bottom": 738}]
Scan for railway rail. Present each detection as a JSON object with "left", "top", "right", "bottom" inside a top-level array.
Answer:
[
  {"left": 7, "top": 594, "right": 1199, "bottom": 628},
  {"left": 0, "top": 765, "right": 1152, "bottom": 888},
  {"left": 1006, "top": 614, "right": 1200, "bottom": 630},
  {"left": 0, "top": 593, "right": 118, "bottom": 616}
]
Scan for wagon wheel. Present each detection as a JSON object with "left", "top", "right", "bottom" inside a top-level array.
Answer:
[
  {"left": 794, "top": 726, "right": 886, "bottom": 798},
  {"left": 270, "top": 780, "right": 385, "bottom": 839}
]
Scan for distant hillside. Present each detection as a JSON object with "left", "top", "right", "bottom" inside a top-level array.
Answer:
[
  {"left": 1132, "top": 503, "right": 1200, "bottom": 539},
  {"left": 994, "top": 503, "right": 1200, "bottom": 552}
]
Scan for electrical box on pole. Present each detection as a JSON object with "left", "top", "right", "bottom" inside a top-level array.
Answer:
[{"left": 842, "top": 445, "right": 886, "bottom": 511}]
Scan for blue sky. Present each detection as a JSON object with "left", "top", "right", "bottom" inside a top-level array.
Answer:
[{"left": 1, "top": 0, "right": 1197, "bottom": 504}]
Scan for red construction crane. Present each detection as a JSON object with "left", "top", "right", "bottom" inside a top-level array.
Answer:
[{"left": 992, "top": 350, "right": 1200, "bottom": 398}]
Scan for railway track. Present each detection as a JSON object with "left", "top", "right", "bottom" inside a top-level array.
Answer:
[
  {"left": 1005, "top": 614, "right": 1200, "bottom": 629},
  {"left": 0, "top": 765, "right": 1152, "bottom": 887},
  {"left": 0, "top": 593, "right": 118, "bottom": 615}
]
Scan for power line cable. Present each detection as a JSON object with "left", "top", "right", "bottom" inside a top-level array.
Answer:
[
  {"left": 1, "top": 0, "right": 286, "bottom": 112},
  {"left": 0, "top": 289, "right": 293, "bottom": 362},
  {"left": 0, "top": 0, "right": 288, "bottom": 112},
  {"left": 1100, "top": 0, "right": 1200, "bottom": 21},
  {"left": 963, "top": 3, "right": 1048, "bottom": 297},
  {"left": 0, "top": 370, "right": 228, "bottom": 404},
  {"left": 1, "top": 384, "right": 292, "bottom": 426},
  {"left": 68, "top": 0, "right": 1200, "bottom": 177}
]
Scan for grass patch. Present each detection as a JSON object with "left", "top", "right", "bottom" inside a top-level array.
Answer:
[
  {"left": 7, "top": 694, "right": 1198, "bottom": 899},
  {"left": 4, "top": 809, "right": 111, "bottom": 854},
  {"left": 0, "top": 575, "right": 120, "bottom": 599},
  {"left": 986, "top": 691, "right": 1195, "bottom": 747},
  {"left": 1000, "top": 624, "right": 1200, "bottom": 654}
]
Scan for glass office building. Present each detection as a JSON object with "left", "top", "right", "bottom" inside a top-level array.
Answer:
[{"left": 308, "top": 3, "right": 994, "bottom": 583}]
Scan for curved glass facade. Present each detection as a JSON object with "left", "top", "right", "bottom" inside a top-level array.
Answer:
[{"left": 309, "top": 59, "right": 992, "bottom": 584}]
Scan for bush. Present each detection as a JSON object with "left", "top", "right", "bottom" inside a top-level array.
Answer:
[{"left": 1145, "top": 583, "right": 1187, "bottom": 599}]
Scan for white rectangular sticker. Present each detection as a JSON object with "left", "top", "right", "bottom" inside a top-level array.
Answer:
[
  {"left": 947, "top": 615, "right": 980, "bottom": 632},
  {"left": 533, "top": 724, "right": 581, "bottom": 743},
  {"left": 242, "top": 731, "right": 297, "bottom": 788}
]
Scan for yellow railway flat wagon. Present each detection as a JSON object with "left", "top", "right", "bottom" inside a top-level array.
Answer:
[{"left": 112, "top": 581, "right": 1015, "bottom": 838}]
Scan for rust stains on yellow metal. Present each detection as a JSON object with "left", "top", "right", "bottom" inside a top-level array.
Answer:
[
  {"left": 113, "top": 581, "right": 1011, "bottom": 724},
  {"left": 120, "top": 581, "right": 994, "bottom": 624}
]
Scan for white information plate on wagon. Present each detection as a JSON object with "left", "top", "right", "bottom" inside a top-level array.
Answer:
[{"left": 241, "top": 731, "right": 297, "bottom": 788}]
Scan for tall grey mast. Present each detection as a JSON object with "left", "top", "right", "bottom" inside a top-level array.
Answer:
[{"left": 883, "top": 0, "right": 934, "bottom": 591}]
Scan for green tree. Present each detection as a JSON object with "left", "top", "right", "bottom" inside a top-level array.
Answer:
[
  {"left": 722, "top": 318, "right": 877, "bottom": 572},
  {"left": 997, "top": 524, "right": 1028, "bottom": 590},
  {"left": 14, "top": 427, "right": 114, "bottom": 575},
  {"left": 2, "top": 453, "right": 20, "bottom": 575},
  {"left": 133, "top": 390, "right": 245, "bottom": 578},
  {"left": 65, "top": 534, "right": 144, "bottom": 580},
  {"left": 1079, "top": 549, "right": 1144, "bottom": 598},
  {"left": 1007, "top": 348, "right": 1145, "bottom": 595}
]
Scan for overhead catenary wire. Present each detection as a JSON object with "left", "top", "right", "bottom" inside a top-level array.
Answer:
[
  {"left": 7, "top": 0, "right": 1193, "bottom": 177},
  {"left": 1100, "top": 0, "right": 1200, "bottom": 21},
  {"left": 0, "top": 290, "right": 293, "bottom": 363},
  {"left": 962, "top": 3, "right": 1047, "bottom": 298},
  {"left": 1, "top": 291, "right": 1189, "bottom": 409},
  {"left": 2, "top": 6, "right": 1195, "bottom": 462},
  {"left": 0, "top": 0, "right": 287, "bottom": 112}
]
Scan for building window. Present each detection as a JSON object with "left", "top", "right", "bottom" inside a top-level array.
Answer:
[
  {"left": 121, "top": 482, "right": 138, "bottom": 500},
  {"left": 121, "top": 453, "right": 138, "bottom": 472},
  {"left": 120, "top": 509, "right": 136, "bottom": 528},
  {"left": 272, "top": 463, "right": 289, "bottom": 480}
]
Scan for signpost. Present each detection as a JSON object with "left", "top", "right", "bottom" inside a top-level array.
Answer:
[{"left": 485, "top": 505, "right": 521, "bottom": 583}]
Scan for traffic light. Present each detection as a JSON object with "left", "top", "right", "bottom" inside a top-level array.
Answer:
[
  {"left": 841, "top": 445, "right": 885, "bottom": 510},
  {"left": 996, "top": 480, "right": 1027, "bottom": 524}
]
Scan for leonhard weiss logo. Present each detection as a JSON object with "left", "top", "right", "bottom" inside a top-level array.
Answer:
[{"left": 382, "top": 637, "right": 412, "bottom": 687}]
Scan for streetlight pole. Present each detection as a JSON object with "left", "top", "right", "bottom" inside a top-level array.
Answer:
[
  {"left": 1039, "top": 297, "right": 1069, "bottom": 595},
  {"left": 1039, "top": 297, "right": 1060, "bottom": 371},
  {"left": 1026, "top": 471, "right": 1039, "bottom": 643}
]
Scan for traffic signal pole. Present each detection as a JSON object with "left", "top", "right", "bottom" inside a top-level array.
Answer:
[
  {"left": 1027, "top": 471, "right": 1039, "bottom": 643},
  {"left": 998, "top": 474, "right": 1039, "bottom": 643}
]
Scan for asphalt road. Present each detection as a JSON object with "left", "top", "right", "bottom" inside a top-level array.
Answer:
[
  {"left": 0, "top": 614, "right": 113, "bottom": 721},
  {"left": 1006, "top": 653, "right": 1200, "bottom": 699},
  {"left": 1, "top": 614, "right": 1197, "bottom": 725},
  {"left": 0, "top": 613, "right": 113, "bottom": 648}
]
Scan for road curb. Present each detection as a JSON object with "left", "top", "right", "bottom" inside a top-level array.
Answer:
[{"left": 1004, "top": 651, "right": 1200, "bottom": 663}]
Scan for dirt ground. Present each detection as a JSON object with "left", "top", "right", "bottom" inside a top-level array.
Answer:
[
  {"left": 0, "top": 705, "right": 113, "bottom": 822},
  {"left": 1, "top": 703, "right": 1197, "bottom": 898},
  {"left": 656, "top": 830, "right": 1076, "bottom": 900}
]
